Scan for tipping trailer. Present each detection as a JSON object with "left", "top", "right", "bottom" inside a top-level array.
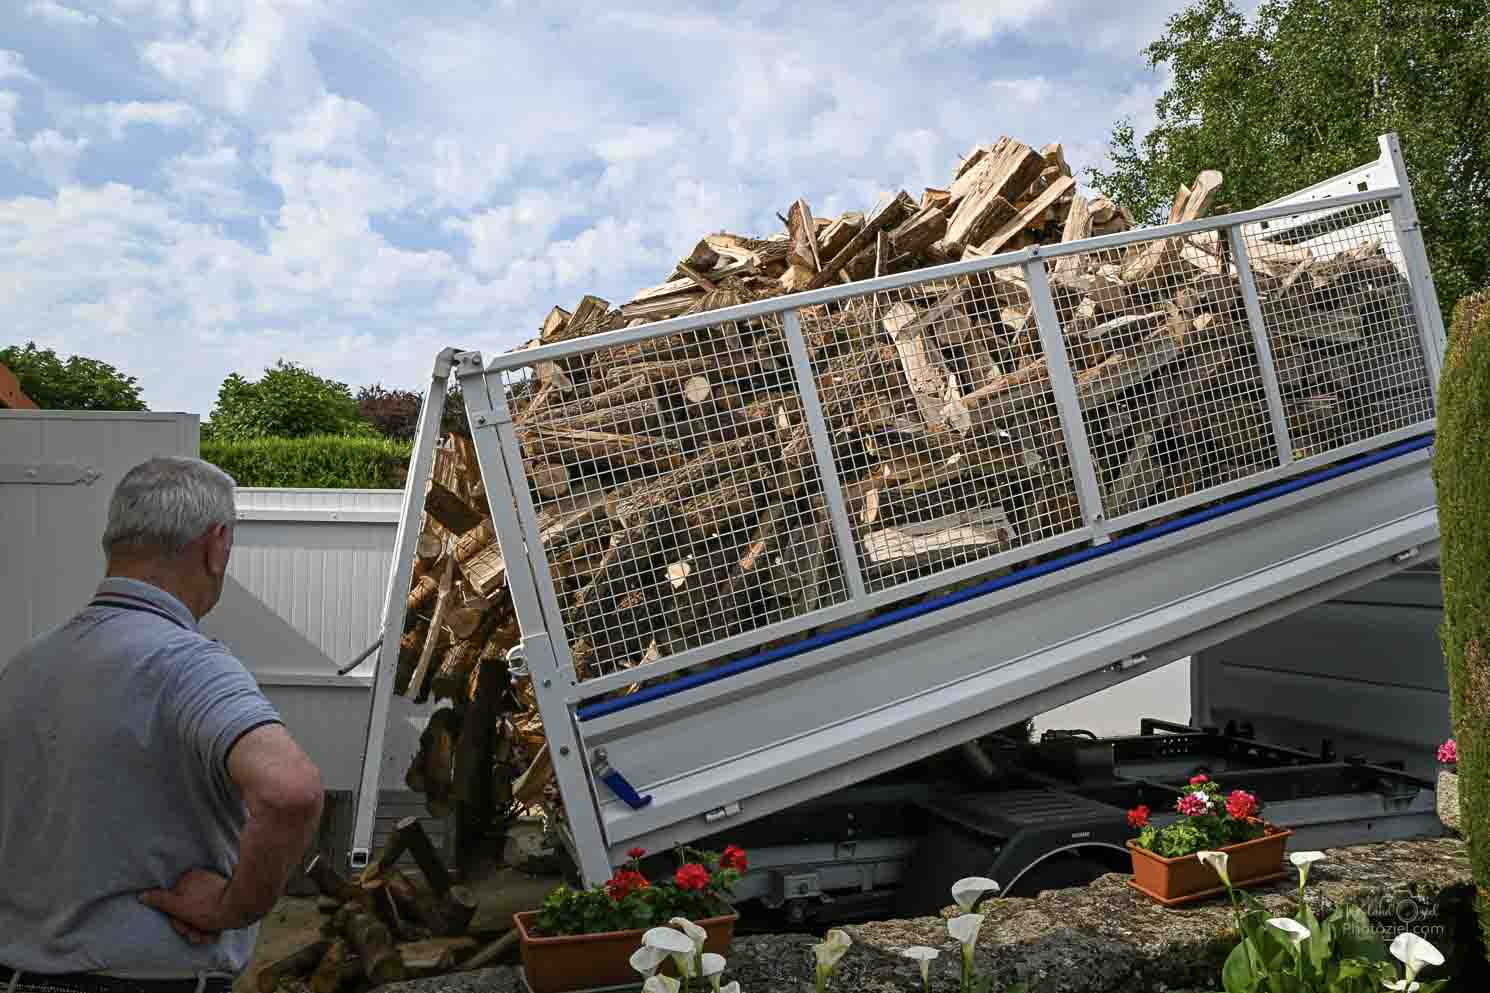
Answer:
[{"left": 349, "top": 134, "right": 1448, "bottom": 897}]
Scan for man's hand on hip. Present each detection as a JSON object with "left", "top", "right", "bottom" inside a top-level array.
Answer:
[{"left": 139, "top": 868, "right": 232, "bottom": 943}]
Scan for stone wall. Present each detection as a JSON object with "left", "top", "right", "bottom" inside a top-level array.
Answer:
[{"left": 387, "top": 837, "right": 1479, "bottom": 993}]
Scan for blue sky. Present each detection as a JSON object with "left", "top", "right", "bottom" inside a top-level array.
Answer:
[{"left": 0, "top": 0, "right": 1195, "bottom": 416}]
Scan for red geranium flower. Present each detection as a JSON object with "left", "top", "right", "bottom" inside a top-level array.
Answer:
[
  {"left": 675, "top": 863, "right": 710, "bottom": 892},
  {"left": 720, "top": 845, "right": 748, "bottom": 872},
  {"left": 1127, "top": 805, "right": 1150, "bottom": 828},
  {"left": 1190, "top": 774, "right": 1210, "bottom": 785},
  {"left": 628, "top": 847, "right": 647, "bottom": 860},
  {"left": 1226, "top": 789, "right": 1258, "bottom": 820},
  {"left": 606, "top": 869, "right": 649, "bottom": 901},
  {"left": 1177, "top": 792, "right": 1210, "bottom": 817}
]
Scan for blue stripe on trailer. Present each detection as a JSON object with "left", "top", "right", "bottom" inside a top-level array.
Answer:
[{"left": 577, "top": 433, "right": 1435, "bottom": 722}]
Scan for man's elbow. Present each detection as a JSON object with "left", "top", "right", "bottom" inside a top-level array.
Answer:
[{"left": 259, "top": 761, "right": 324, "bottom": 823}]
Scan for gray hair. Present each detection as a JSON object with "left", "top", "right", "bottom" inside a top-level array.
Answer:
[{"left": 102, "top": 456, "right": 238, "bottom": 558}]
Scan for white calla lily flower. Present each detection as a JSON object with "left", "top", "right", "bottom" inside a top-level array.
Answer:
[
  {"left": 1267, "top": 918, "right": 1312, "bottom": 947},
  {"left": 671, "top": 917, "right": 708, "bottom": 955},
  {"left": 720, "top": 983, "right": 742, "bottom": 993},
  {"left": 643, "top": 926, "right": 695, "bottom": 957},
  {"left": 901, "top": 945, "right": 939, "bottom": 987},
  {"left": 630, "top": 944, "right": 669, "bottom": 977},
  {"left": 948, "top": 913, "right": 984, "bottom": 947},
  {"left": 700, "top": 952, "right": 727, "bottom": 992},
  {"left": 951, "top": 876, "right": 1000, "bottom": 912},
  {"left": 813, "top": 928, "right": 852, "bottom": 970},
  {"left": 1197, "top": 850, "right": 1231, "bottom": 886},
  {"left": 1289, "top": 851, "right": 1326, "bottom": 887},
  {"left": 642, "top": 977, "right": 681, "bottom": 993},
  {"left": 1383, "top": 981, "right": 1421, "bottom": 992},
  {"left": 1390, "top": 933, "right": 1445, "bottom": 981}
]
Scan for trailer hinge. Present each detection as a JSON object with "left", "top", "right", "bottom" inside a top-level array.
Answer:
[
  {"left": 471, "top": 409, "right": 512, "bottom": 430},
  {"left": 0, "top": 463, "right": 102, "bottom": 486},
  {"left": 592, "top": 750, "right": 653, "bottom": 810},
  {"left": 704, "top": 802, "right": 741, "bottom": 824}
]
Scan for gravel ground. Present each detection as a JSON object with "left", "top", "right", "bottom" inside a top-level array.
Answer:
[{"left": 370, "top": 836, "right": 1476, "bottom": 993}]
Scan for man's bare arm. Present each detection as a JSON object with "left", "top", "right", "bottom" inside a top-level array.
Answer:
[{"left": 141, "top": 723, "right": 323, "bottom": 933}]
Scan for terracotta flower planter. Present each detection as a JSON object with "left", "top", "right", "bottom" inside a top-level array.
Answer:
[
  {"left": 1438, "top": 769, "right": 1459, "bottom": 832},
  {"left": 514, "top": 905, "right": 739, "bottom": 993},
  {"left": 1126, "top": 823, "right": 1294, "bottom": 907}
]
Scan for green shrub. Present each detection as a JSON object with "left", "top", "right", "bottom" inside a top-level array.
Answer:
[
  {"left": 205, "top": 361, "right": 374, "bottom": 441},
  {"left": 203, "top": 434, "right": 412, "bottom": 489},
  {"left": 1433, "top": 289, "right": 1490, "bottom": 958}
]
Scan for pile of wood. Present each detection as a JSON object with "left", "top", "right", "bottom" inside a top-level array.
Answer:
[
  {"left": 388, "top": 134, "right": 1431, "bottom": 842},
  {"left": 260, "top": 822, "right": 514, "bottom": 992}
]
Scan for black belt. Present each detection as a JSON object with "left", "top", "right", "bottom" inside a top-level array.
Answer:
[{"left": 0, "top": 967, "right": 232, "bottom": 993}]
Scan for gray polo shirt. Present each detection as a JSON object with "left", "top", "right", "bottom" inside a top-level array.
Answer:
[{"left": 0, "top": 578, "right": 282, "bottom": 975}]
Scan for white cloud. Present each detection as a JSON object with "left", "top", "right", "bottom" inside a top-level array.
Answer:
[
  {"left": 926, "top": 0, "right": 1054, "bottom": 39},
  {"left": 93, "top": 100, "right": 200, "bottom": 139},
  {"left": 140, "top": 0, "right": 323, "bottom": 115},
  {"left": 25, "top": 1, "right": 100, "bottom": 28},
  {"left": 0, "top": 92, "right": 17, "bottom": 142},
  {"left": 0, "top": 51, "right": 37, "bottom": 83},
  {"left": 25, "top": 130, "right": 90, "bottom": 186},
  {"left": 0, "top": 1, "right": 1192, "bottom": 416}
]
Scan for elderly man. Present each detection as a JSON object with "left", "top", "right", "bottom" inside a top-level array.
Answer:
[{"left": 0, "top": 457, "right": 324, "bottom": 993}]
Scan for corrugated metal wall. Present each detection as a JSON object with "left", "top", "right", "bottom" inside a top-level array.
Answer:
[{"left": 203, "top": 487, "right": 433, "bottom": 795}]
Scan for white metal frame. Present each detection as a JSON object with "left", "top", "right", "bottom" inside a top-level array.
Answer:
[
  {"left": 349, "top": 349, "right": 457, "bottom": 870},
  {"left": 351, "top": 135, "right": 1448, "bottom": 883}
]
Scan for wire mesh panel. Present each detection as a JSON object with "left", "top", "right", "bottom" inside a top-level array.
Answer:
[
  {"left": 1240, "top": 199, "right": 1434, "bottom": 460},
  {"left": 798, "top": 266, "right": 1087, "bottom": 594},
  {"left": 1044, "top": 230, "right": 1276, "bottom": 521},
  {"left": 498, "top": 305, "right": 849, "bottom": 682}
]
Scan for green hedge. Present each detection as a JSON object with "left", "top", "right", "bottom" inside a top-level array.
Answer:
[
  {"left": 202, "top": 434, "right": 413, "bottom": 489},
  {"left": 1434, "top": 289, "right": 1490, "bottom": 957}
]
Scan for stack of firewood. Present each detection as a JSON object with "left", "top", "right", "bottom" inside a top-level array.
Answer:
[
  {"left": 259, "top": 821, "right": 515, "bottom": 992},
  {"left": 388, "top": 134, "right": 1431, "bottom": 840}
]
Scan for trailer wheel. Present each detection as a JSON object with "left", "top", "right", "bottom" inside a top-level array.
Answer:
[{"left": 1003, "top": 853, "right": 1113, "bottom": 897}]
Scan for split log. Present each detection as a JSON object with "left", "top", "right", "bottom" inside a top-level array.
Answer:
[
  {"left": 340, "top": 906, "right": 406, "bottom": 986},
  {"left": 807, "top": 198, "right": 908, "bottom": 290},
  {"left": 384, "top": 870, "right": 447, "bottom": 936},
  {"left": 786, "top": 198, "right": 822, "bottom": 272},
  {"left": 817, "top": 212, "right": 864, "bottom": 259},
  {"left": 882, "top": 301, "right": 955, "bottom": 427},
  {"left": 305, "top": 854, "right": 370, "bottom": 910},
  {"left": 513, "top": 742, "right": 554, "bottom": 808},
  {"left": 889, "top": 205, "right": 948, "bottom": 256},
  {"left": 945, "top": 139, "right": 1045, "bottom": 249},
  {"left": 425, "top": 482, "right": 483, "bottom": 537},
  {"left": 862, "top": 507, "right": 1016, "bottom": 578},
  {"left": 409, "top": 555, "right": 455, "bottom": 704},
  {"left": 258, "top": 941, "right": 331, "bottom": 993},
  {"left": 972, "top": 175, "right": 1076, "bottom": 257},
  {"left": 461, "top": 930, "right": 520, "bottom": 971},
  {"left": 399, "top": 938, "right": 478, "bottom": 977},
  {"left": 521, "top": 425, "right": 688, "bottom": 471},
  {"left": 308, "top": 939, "right": 348, "bottom": 993},
  {"left": 393, "top": 816, "right": 453, "bottom": 899}
]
